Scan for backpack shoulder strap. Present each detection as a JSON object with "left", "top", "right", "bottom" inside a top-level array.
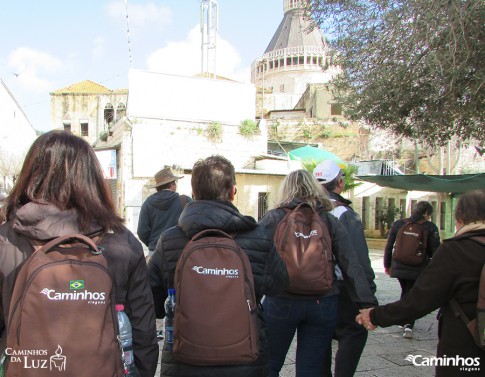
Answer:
[
  {"left": 470, "top": 236, "right": 485, "bottom": 246},
  {"left": 180, "top": 194, "right": 187, "bottom": 209},
  {"left": 449, "top": 297, "right": 471, "bottom": 325},
  {"left": 449, "top": 240, "right": 485, "bottom": 327}
]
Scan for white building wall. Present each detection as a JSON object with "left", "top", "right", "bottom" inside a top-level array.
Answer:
[{"left": 0, "top": 79, "right": 37, "bottom": 155}]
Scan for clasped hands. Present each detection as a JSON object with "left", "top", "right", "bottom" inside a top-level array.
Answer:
[{"left": 355, "top": 308, "right": 377, "bottom": 331}]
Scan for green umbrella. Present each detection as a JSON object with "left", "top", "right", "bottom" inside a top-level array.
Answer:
[{"left": 288, "top": 145, "right": 346, "bottom": 168}]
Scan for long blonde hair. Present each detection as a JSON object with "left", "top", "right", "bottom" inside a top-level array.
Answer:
[{"left": 276, "top": 169, "right": 333, "bottom": 210}]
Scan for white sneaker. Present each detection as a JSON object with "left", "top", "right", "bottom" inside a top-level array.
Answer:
[{"left": 403, "top": 327, "right": 413, "bottom": 339}]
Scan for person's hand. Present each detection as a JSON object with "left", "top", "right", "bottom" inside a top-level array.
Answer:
[
  {"left": 384, "top": 267, "right": 392, "bottom": 276},
  {"left": 356, "top": 308, "right": 377, "bottom": 330}
]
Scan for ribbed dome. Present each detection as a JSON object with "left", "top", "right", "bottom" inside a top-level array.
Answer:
[{"left": 265, "top": 8, "right": 326, "bottom": 53}]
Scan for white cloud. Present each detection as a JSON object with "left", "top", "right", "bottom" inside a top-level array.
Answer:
[
  {"left": 92, "top": 37, "right": 105, "bottom": 59},
  {"left": 106, "top": 0, "right": 172, "bottom": 30},
  {"left": 7, "top": 48, "right": 62, "bottom": 92},
  {"left": 146, "top": 25, "right": 250, "bottom": 82}
]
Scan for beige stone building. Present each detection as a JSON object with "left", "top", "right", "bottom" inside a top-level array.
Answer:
[{"left": 50, "top": 80, "right": 128, "bottom": 145}]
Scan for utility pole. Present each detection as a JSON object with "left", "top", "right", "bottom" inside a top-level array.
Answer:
[{"left": 200, "top": 0, "right": 218, "bottom": 78}]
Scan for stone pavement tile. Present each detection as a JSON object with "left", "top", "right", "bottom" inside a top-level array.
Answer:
[
  {"left": 356, "top": 354, "right": 398, "bottom": 371},
  {"left": 371, "top": 365, "right": 435, "bottom": 377}
]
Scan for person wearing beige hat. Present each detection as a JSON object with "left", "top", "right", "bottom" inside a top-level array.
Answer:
[{"left": 137, "top": 167, "right": 191, "bottom": 259}]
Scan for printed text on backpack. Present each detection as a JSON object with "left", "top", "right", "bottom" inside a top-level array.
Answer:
[
  {"left": 173, "top": 229, "right": 259, "bottom": 365},
  {"left": 392, "top": 219, "right": 428, "bottom": 266},
  {"left": 273, "top": 203, "right": 334, "bottom": 295},
  {"left": 5, "top": 234, "right": 124, "bottom": 377}
]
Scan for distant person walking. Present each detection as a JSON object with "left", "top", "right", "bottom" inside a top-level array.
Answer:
[
  {"left": 137, "top": 167, "right": 191, "bottom": 259},
  {"left": 384, "top": 200, "right": 440, "bottom": 338},
  {"left": 313, "top": 160, "right": 376, "bottom": 377},
  {"left": 357, "top": 189, "right": 485, "bottom": 377},
  {"left": 259, "top": 169, "right": 378, "bottom": 377}
]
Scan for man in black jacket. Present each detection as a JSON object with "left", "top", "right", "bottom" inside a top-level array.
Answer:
[
  {"left": 148, "top": 155, "right": 289, "bottom": 377},
  {"left": 314, "top": 160, "right": 376, "bottom": 377},
  {"left": 137, "top": 167, "right": 191, "bottom": 258}
]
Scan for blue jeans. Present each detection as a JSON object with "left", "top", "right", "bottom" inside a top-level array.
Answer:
[{"left": 263, "top": 294, "right": 338, "bottom": 377}]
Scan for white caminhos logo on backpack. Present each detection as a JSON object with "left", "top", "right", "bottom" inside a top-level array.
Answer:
[
  {"left": 191, "top": 265, "right": 239, "bottom": 277},
  {"left": 294, "top": 229, "right": 318, "bottom": 239},
  {"left": 173, "top": 229, "right": 259, "bottom": 366},
  {"left": 273, "top": 203, "right": 334, "bottom": 295}
]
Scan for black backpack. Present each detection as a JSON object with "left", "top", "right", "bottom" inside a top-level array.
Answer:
[
  {"left": 273, "top": 203, "right": 334, "bottom": 295},
  {"left": 392, "top": 218, "right": 428, "bottom": 265},
  {"left": 449, "top": 236, "right": 485, "bottom": 350},
  {"left": 173, "top": 229, "right": 259, "bottom": 365}
]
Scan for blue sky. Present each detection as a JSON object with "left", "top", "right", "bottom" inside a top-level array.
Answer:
[{"left": 0, "top": 0, "right": 283, "bottom": 131}]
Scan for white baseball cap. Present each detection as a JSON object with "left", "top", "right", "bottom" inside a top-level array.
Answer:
[{"left": 313, "top": 160, "right": 342, "bottom": 183}]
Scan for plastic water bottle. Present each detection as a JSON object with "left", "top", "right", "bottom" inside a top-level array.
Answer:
[
  {"left": 116, "top": 304, "right": 136, "bottom": 376},
  {"left": 164, "top": 288, "right": 176, "bottom": 352}
]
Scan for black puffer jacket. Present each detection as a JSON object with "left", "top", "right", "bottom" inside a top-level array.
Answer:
[
  {"left": 258, "top": 200, "right": 378, "bottom": 307},
  {"left": 0, "top": 203, "right": 159, "bottom": 377},
  {"left": 384, "top": 214, "right": 441, "bottom": 280},
  {"left": 148, "top": 199, "right": 289, "bottom": 377}
]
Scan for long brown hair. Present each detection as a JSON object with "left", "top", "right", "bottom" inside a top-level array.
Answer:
[{"left": 3, "top": 130, "right": 123, "bottom": 232}]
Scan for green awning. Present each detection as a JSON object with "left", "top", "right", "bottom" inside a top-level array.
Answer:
[{"left": 356, "top": 174, "right": 485, "bottom": 193}]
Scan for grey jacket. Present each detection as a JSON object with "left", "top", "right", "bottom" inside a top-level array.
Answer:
[
  {"left": 328, "top": 191, "right": 376, "bottom": 293},
  {"left": 0, "top": 202, "right": 159, "bottom": 377}
]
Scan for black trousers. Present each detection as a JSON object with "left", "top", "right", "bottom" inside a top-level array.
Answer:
[
  {"left": 322, "top": 283, "right": 368, "bottom": 377},
  {"left": 398, "top": 278, "right": 416, "bottom": 328}
]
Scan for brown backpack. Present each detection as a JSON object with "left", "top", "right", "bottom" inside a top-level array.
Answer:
[
  {"left": 273, "top": 203, "right": 334, "bottom": 295},
  {"left": 4, "top": 234, "right": 124, "bottom": 377},
  {"left": 173, "top": 229, "right": 259, "bottom": 365},
  {"left": 449, "top": 236, "right": 485, "bottom": 350},
  {"left": 392, "top": 218, "right": 428, "bottom": 265}
]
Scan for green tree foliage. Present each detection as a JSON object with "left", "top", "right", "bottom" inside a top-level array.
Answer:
[{"left": 305, "top": 0, "right": 484, "bottom": 146}]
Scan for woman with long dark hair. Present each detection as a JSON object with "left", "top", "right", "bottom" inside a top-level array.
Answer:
[{"left": 0, "top": 130, "right": 158, "bottom": 376}]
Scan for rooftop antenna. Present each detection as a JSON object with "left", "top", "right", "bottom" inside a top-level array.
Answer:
[
  {"left": 200, "top": 0, "right": 218, "bottom": 78},
  {"left": 124, "top": 0, "right": 133, "bottom": 67}
]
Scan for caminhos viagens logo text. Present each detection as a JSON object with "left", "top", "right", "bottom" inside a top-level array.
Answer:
[
  {"left": 294, "top": 230, "right": 318, "bottom": 239},
  {"left": 402, "top": 231, "right": 419, "bottom": 237},
  {"left": 191, "top": 265, "right": 239, "bottom": 278},
  {"left": 40, "top": 280, "right": 106, "bottom": 303},
  {"left": 405, "top": 354, "right": 480, "bottom": 372}
]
